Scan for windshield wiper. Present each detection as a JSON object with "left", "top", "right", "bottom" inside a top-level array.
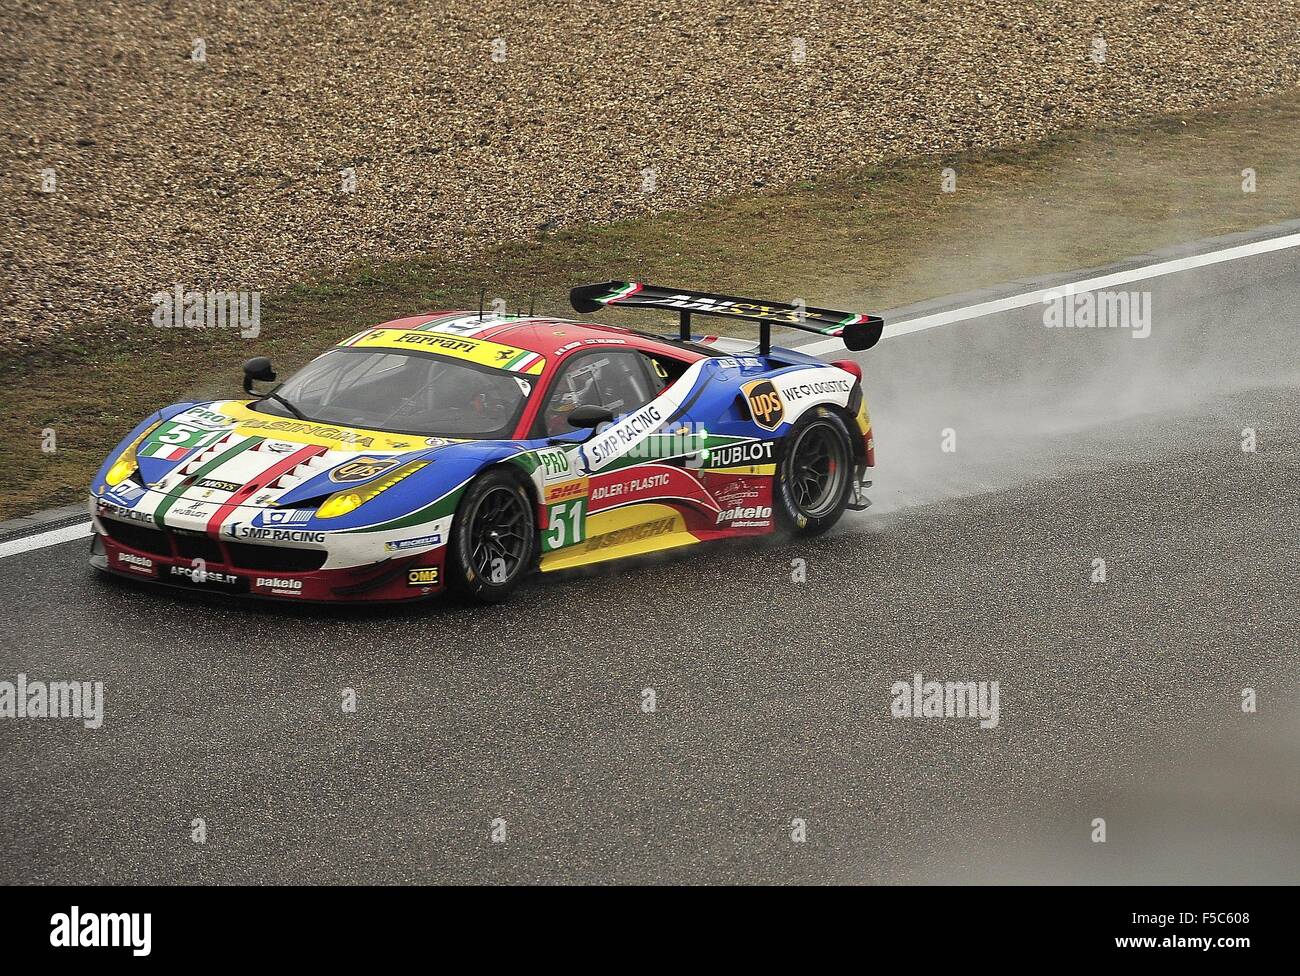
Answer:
[{"left": 260, "top": 390, "right": 309, "bottom": 421}]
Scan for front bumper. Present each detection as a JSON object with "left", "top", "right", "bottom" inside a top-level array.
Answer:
[{"left": 91, "top": 517, "right": 446, "bottom": 603}]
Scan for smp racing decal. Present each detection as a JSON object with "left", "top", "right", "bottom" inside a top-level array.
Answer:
[
  {"left": 581, "top": 401, "right": 665, "bottom": 470},
  {"left": 226, "top": 524, "right": 326, "bottom": 544},
  {"left": 578, "top": 359, "right": 709, "bottom": 473},
  {"left": 743, "top": 380, "right": 785, "bottom": 431}
]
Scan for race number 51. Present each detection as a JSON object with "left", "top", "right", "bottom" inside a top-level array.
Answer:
[{"left": 544, "top": 499, "right": 586, "bottom": 552}]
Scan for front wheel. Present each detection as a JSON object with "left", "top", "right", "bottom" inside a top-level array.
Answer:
[
  {"left": 446, "top": 468, "right": 538, "bottom": 603},
  {"left": 773, "top": 408, "right": 854, "bottom": 536}
]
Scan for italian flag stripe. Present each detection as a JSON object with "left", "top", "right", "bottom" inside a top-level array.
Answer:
[
  {"left": 154, "top": 436, "right": 263, "bottom": 529},
  {"left": 601, "top": 282, "right": 642, "bottom": 304},
  {"left": 505, "top": 350, "right": 541, "bottom": 370}
]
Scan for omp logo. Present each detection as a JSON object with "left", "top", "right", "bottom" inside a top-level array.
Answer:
[
  {"left": 407, "top": 568, "right": 440, "bottom": 586},
  {"left": 743, "top": 380, "right": 785, "bottom": 431},
  {"left": 50, "top": 907, "right": 151, "bottom": 957}
]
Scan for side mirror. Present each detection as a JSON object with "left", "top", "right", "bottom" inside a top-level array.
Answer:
[
  {"left": 242, "top": 356, "right": 276, "bottom": 393},
  {"left": 567, "top": 404, "right": 615, "bottom": 430}
]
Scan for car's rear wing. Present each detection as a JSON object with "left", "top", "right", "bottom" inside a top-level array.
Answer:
[{"left": 569, "top": 281, "right": 884, "bottom": 355}]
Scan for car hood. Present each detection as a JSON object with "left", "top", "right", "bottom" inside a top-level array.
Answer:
[{"left": 93, "top": 399, "right": 505, "bottom": 535}]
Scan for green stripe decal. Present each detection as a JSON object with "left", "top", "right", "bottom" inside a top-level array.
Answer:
[{"left": 154, "top": 435, "right": 264, "bottom": 528}]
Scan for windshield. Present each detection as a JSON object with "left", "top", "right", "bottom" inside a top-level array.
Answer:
[{"left": 250, "top": 348, "right": 533, "bottom": 437}]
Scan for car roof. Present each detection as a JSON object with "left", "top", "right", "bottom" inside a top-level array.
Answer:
[{"left": 356, "top": 311, "right": 710, "bottom": 365}]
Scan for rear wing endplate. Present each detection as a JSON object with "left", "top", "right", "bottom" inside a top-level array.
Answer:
[{"left": 570, "top": 281, "right": 884, "bottom": 355}]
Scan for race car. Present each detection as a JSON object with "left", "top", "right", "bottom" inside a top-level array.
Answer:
[{"left": 89, "top": 282, "right": 884, "bottom": 603}]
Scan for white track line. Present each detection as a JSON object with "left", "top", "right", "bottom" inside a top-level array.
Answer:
[
  {"left": 5, "top": 229, "right": 1299, "bottom": 561},
  {"left": 798, "top": 229, "right": 1300, "bottom": 356},
  {"left": 0, "top": 521, "right": 92, "bottom": 561}
]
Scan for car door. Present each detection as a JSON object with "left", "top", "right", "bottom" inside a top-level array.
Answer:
[
  {"left": 531, "top": 349, "right": 702, "bottom": 567},
  {"left": 532, "top": 349, "right": 657, "bottom": 439}
]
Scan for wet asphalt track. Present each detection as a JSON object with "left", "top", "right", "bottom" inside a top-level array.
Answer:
[{"left": 1, "top": 233, "right": 1297, "bottom": 884}]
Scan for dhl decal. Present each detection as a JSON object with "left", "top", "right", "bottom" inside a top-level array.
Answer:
[{"left": 543, "top": 478, "right": 589, "bottom": 504}]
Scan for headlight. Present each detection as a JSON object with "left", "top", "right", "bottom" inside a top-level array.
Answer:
[
  {"left": 104, "top": 420, "right": 163, "bottom": 487},
  {"left": 315, "top": 461, "right": 428, "bottom": 519}
]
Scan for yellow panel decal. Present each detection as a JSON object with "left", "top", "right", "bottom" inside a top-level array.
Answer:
[
  {"left": 706, "top": 463, "right": 776, "bottom": 477},
  {"left": 342, "top": 329, "right": 546, "bottom": 374},
  {"left": 539, "top": 503, "right": 697, "bottom": 572},
  {"left": 216, "top": 401, "right": 448, "bottom": 452}
]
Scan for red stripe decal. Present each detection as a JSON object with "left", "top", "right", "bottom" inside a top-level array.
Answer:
[{"left": 205, "top": 444, "right": 327, "bottom": 535}]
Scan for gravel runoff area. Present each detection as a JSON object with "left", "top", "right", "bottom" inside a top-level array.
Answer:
[{"left": 3, "top": 0, "right": 1300, "bottom": 353}]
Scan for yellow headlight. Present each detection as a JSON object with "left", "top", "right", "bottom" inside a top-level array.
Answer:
[
  {"left": 315, "top": 461, "right": 428, "bottom": 519},
  {"left": 317, "top": 491, "right": 363, "bottom": 519},
  {"left": 104, "top": 420, "right": 162, "bottom": 487}
]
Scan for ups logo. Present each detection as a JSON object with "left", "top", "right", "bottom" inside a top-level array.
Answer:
[
  {"left": 330, "top": 456, "right": 398, "bottom": 483},
  {"left": 743, "top": 380, "right": 785, "bottom": 431}
]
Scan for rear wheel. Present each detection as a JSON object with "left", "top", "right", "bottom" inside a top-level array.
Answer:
[
  {"left": 774, "top": 408, "right": 854, "bottom": 536},
  {"left": 446, "top": 468, "right": 537, "bottom": 603}
]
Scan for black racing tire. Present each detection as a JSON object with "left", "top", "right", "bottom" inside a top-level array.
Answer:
[
  {"left": 446, "top": 467, "right": 538, "bottom": 603},
  {"left": 773, "top": 407, "right": 855, "bottom": 536}
]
